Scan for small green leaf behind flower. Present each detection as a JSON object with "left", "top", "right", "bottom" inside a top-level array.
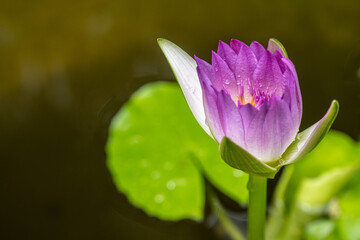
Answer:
[
  {"left": 305, "top": 144, "right": 360, "bottom": 240},
  {"left": 106, "top": 82, "right": 249, "bottom": 221},
  {"left": 267, "top": 131, "right": 360, "bottom": 240}
]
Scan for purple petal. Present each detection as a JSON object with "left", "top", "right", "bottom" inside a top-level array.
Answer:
[
  {"left": 202, "top": 85, "right": 258, "bottom": 151},
  {"left": 281, "top": 100, "right": 339, "bottom": 165},
  {"left": 282, "top": 66, "right": 302, "bottom": 127},
  {"left": 211, "top": 51, "right": 238, "bottom": 101},
  {"left": 282, "top": 58, "right": 302, "bottom": 119},
  {"left": 230, "top": 39, "right": 247, "bottom": 54},
  {"left": 238, "top": 104, "right": 259, "bottom": 148},
  {"left": 234, "top": 44, "right": 258, "bottom": 98},
  {"left": 239, "top": 104, "right": 258, "bottom": 131},
  {"left": 245, "top": 95, "right": 297, "bottom": 161},
  {"left": 201, "top": 81, "right": 225, "bottom": 142},
  {"left": 216, "top": 90, "right": 246, "bottom": 148},
  {"left": 217, "top": 41, "right": 237, "bottom": 71},
  {"left": 244, "top": 102, "right": 268, "bottom": 160},
  {"left": 262, "top": 95, "right": 297, "bottom": 160},
  {"left": 250, "top": 41, "right": 266, "bottom": 60},
  {"left": 253, "top": 50, "right": 284, "bottom": 96},
  {"left": 194, "top": 55, "right": 213, "bottom": 86},
  {"left": 273, "top": 50, "right": 286, "bottom": 73}
]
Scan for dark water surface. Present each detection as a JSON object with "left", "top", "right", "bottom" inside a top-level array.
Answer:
[{"left": 1, "top": 0, "right": 359, "bottom": 239}]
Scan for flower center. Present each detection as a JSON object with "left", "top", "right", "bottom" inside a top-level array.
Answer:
[{"left": 227, "top": 78, "right": 276, "bottom": 109}]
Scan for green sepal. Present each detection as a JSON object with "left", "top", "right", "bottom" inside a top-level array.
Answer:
[
  {"left": 220, "top": 137, "right": 278, "bottom": 178},
  {"left": 268, "top": 38, "right": 288, "bottom": 58},
  {"left": 278, "top": 100, "right": 339, "bottom": 167}
]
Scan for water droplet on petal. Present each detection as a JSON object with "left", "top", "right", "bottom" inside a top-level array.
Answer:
[
  {"left": 237, "top": 74, "right": 241, "bottom": 78},
  {"left": 223, "top": 79, "right": 230, "bottom": 85}
]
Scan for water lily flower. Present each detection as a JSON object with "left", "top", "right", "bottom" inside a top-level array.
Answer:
[{"left": 158, "top": 38, "right": 338, "bottom": 178}]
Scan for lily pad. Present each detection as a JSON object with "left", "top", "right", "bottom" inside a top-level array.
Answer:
[{"left": 106, "top": 81, "right": 248, "bottom": 221}]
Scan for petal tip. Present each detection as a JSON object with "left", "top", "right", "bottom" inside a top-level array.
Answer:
[
  {"left": 327, "top": 99, "right": 339, "bottom": 120},
  {"left": 331, "top": 99, "right": 339, "bottom": 109},
  {"left": 268, "top": 38, "right": 288, "bottom": 58},
  {"left": 193, "top": 54, "right": 200, "bottom": 62},
  {"left": 280, "top": 99, "right": 340, "bottom": 166},
  {"left": 157, "top": 37, "right": 169, "bottom": 46}
]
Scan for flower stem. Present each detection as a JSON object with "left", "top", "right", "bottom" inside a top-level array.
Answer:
[
  {"left": 247, "top": 175, "right": 267, "bottom": 240},
  {"left": 208, "top": 185, "right": 245, "bottom": 240},
  {"left": 266, "top": 165, "right": 294, "bottom": 239}
]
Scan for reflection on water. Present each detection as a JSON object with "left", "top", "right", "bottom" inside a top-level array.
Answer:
[{"left": 0, "top": 0, "right": 359, "bottom": 239}]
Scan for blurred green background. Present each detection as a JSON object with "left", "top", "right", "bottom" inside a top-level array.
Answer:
[{"left": 0, "top": 0, "right": 359, "bottom": 239}]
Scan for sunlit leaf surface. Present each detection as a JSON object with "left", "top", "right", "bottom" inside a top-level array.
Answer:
[
  {"left": 305, "top": 219, "right": 336, "bottom": 240},
  {"left": 336, "top": 177, "right": 360, "bottom": 240},
  {"left": 305, "top": 165, "right": 360, "bottom": 240},
  {"left": 106, "top": 81, "right": 248, "bottom": 221},
  {"left": 316, "top": 144, "right": 360, "bottom": 240}
]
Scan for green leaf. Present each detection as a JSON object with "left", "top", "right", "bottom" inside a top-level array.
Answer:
[
  {"left": 267, "top": 131, "right": 359, "bottom": 240},
  {"left": 220, "top": 137, "right": 278, "bottom": 178},
  {"left": 305, "top": 219, "right": 336, "bottom": 240},
  {"left": 337, "top": 187, "right": 360, "bottom": 240},
  {"left": 297, "top": 166, "right": 355, "bottom": 208},
  {"left": 106, "top": 82, "right": 249, "bottom": 221},
  {"left": 280, "top": 100, "right": 339, "bottom": 166},
  {"left": 331, "top": 148, "right": 360, "bottom": 240},
  {"left": 284, "top": 130, "right": 359, "bottom": 209},
  {"left": 305, "top": 163, "right": 360, "bottom": 240}
]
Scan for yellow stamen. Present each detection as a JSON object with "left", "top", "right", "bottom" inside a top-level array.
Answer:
[
  {"left": 237, "top": 95, "right": 256, "bottom": 106},
  {"left": 250, "top": 98, "right": 256, "bottom": 106}
]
